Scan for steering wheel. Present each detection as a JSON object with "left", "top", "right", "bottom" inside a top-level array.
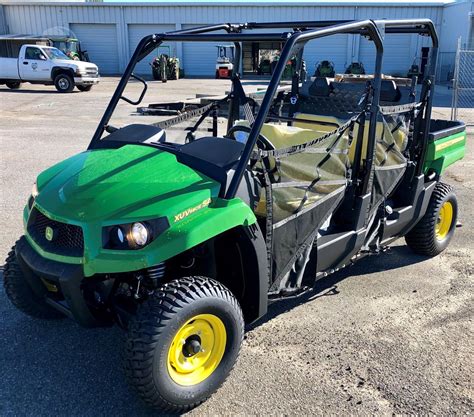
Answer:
[{"left": 226, "top": 125, "right": 276, "bottom": 151}]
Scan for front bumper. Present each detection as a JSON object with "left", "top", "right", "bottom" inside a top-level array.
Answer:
[
  {"left": 15, "top": 236, "right": 101, "bottom": 327},
  {"left": 74, "top": 76, "right": 100, "bottom": 86}
]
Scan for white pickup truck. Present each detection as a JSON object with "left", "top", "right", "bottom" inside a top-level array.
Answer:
[{"left": 0, "top": 44, "right": 99, "bottom": 92}]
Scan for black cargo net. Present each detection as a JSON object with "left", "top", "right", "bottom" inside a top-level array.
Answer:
[
  {"left": 252, "top": 115, "right": 360, "bottom": 293},
  {"left": 369, "top": 101, "right": 423, "bottom": 214}
]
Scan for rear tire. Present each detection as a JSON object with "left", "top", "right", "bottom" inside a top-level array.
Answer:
[
  {"left": 76, "top": 85, "right": 92, "bottom": 92},
  {"left": 54, "top": 73, "right": 74, "bottom": 93},
  {"left": 124, "top": 276, "right": 244, "bottom": 412},
  {"left": 3, "top": 245, "right": 64, "bottom": 320},
  {"left": 405, "top": 182, "right": 458, "bottom": 256},
  {"left": 6, "top": 81, "right": 21, "bottom": 90}
]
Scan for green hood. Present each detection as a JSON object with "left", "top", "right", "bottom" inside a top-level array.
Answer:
[{"left": 35, "top": 144, "right": 220, "bottom": 224}]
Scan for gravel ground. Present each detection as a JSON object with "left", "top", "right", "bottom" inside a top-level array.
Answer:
[{"left": 0, "top": 78, "right": 472, "bottom": 416}]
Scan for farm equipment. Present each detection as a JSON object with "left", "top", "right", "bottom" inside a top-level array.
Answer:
[
  {"left": 345, "top": 61, "right": 366, "bottom": 75},
  {"left": 151, "top": 46, "right": 180, "bottom": 82},
  {"left": 215, "top": 45, "right": 235, "bottom": 79},
  {"left": 5, "top": 19, "right": 466, "bottom": 413},
  {"left": 314, "top": 60, "right": 335, "bottom": 77}
]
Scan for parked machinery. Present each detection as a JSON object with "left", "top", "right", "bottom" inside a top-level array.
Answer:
[
  {"left": 345, "top": 61, "right": 366, "bottom": 75},
  {"left": 314, "top": 60, "right": 335, "bottom": 77},
  {"left": 215, "top": 45, "right": 235, "bottom": 79},
  {"left": 151, "top": 46, "right": 180, "bottom": 82}
]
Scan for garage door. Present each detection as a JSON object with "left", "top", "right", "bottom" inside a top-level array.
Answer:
[
  {"left": 359, "top": 34, "right": 413, "bottom": 76},
  {"left": 303, "top": 35, "right": 349, "bottom": 76},
  {"left": 182, "top": 24, "right": 224, "bottom": 77},
  {"left": 469, "top": 17, "right": 474, "bottom": 49},
  {"left": 70, "top": 23, "right": 119, "bottom": 74},
  {"left": 128, "top": 24, "right": 176, "bottom": 74}
]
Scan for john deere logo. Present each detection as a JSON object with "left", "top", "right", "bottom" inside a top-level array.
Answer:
[{"left": 45, "top": 226, "right": 54, "bottom": 241}]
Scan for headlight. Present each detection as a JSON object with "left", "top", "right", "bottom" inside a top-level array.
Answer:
[
  {"left": 130, "top": 222, "right": 150, "bottom": 247},
  {"left": 32, "top": 182, "right": 39, "bottom": 198},
  {"left": 28, "top": 182, "right": 39, "bottom": 210},
  {"left": 103, "top": 217, "right": 169, "bottom": 250}
]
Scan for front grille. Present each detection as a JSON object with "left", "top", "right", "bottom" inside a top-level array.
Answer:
[
  {"left": 27, "top": 208, "right": 84, "bottom": 257},
  {"left": 84, "top": 67, "right": 98, "bottom": 77}
]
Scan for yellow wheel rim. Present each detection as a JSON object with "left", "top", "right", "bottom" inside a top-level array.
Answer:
[
  {"left": 436, "top": 201, "right": 454, "bottom": 241},
  {"left": 167, "top": 314, "right": 226, "bottom": 386}
]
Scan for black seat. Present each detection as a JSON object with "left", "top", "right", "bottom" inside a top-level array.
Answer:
[
  {"left": 176, "top": 137, "right": 245, "bottom": 194},
  {"left": 95, "top": 124, "right": 166, "bottom": 149}
]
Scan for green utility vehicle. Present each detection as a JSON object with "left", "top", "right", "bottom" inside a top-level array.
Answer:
[{"left": 4, "top": 20, "right": 466, "bottom": 412}]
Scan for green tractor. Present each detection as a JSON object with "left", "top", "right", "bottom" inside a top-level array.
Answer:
[
  {"left": 314, "top": 60, "right": 335, "bottom": 77},
  {"left": 49, "top": 36, "right": 89, "bottom": 61},
  {"left": 345, "top": 61, "right": 366, "bottom": 75},
  {"left": 4, "top": 20, "right": 466, "bottom": 413},
  {"left": 151, "top": 46, "right": 180, "bottom": 82}
]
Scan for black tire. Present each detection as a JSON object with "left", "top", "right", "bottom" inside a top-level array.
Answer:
[
  {"left": 124, "top": 276, "right": 244, "bottom": 412},
  {"left": 76, "top": 85, "right": 92, "bottom": 92},
  {"left": 6, "top": 81, "right": 21, "bottom": 90},
  {"left": 54, "top": 73, "right": 74, "bottom": 93},
  {"left": 405, "top": 182, "right": 458, "bottom": 256},
  {"left": 3, "top": 245, "right": 64, "bottom": 320}
]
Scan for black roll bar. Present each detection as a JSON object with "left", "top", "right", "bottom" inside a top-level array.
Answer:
[
  {"left": 225, "top": 19, "right": 384, "bottom": 199},
  {"left": 89, "top": 18, "right": 438, "bottom": 196},
  {"left": 89, "top": 34, "right": 157, "bottom": 148},
  {"left": 246, "top": 19, "right": 438, "bottom": 48}
]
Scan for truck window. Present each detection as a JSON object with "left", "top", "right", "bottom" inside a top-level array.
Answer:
[{"left": 25, "top": 47, "right": 46, "bottom": 60}]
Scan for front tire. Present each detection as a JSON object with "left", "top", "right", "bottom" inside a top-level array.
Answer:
[
  {"left": 3, "top": 246, "right": 64, "bottom": 319},
  {"left": 76, "top": 85, "right": 92, "bottom": 92},
  {"left": 405, "top": 182, "right": 458, "bottom": 256},
  {"left": 54, "top": 73, "right": 74, "bottom": 93},
  {"left": 124, "top": 276, "right": 244, "bottom": 412},
  {"left": 6, "top": 81, "right": 21, "bottom": 90}
]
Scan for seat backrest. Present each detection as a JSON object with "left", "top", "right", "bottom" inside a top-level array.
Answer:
[
  {"left": 293, "top": 113, "right": 408, "bottom": 165},
  {"left": 260, "top": 123, "right": 327, "bottom": 149}
]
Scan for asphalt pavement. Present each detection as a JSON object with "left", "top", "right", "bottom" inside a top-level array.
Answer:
[{"left": 0, "top": 78, "right": 472, "bottom": 416}]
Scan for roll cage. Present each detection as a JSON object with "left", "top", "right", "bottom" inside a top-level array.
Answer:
[{"left": 88, "top": 18, "right": 439, "bottom": 200}]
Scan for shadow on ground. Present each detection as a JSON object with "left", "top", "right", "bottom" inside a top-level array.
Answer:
[
  {"left": 0, "top": 245, "right": 427, "bottom": 416},
  {"left": 248, "top": 245, "right": 428, "bottom": 331},
  {"left": 0, "top": 271, "right": 162, "bottom": 417}
]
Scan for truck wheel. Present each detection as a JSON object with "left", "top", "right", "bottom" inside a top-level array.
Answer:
[
  {"left": 76, "top": 85, "right": 92, "bottom": 92},
  {"left": 3, "top": 245, "right": 64, "bottom": 319},
  {"left": 405, "top": 182, "right": 458, "bottom": 256},
  {"left": 124, "top": 276, "right": 244, "bottom": 412},
  {"left": 6, "top": 81, "right": 21, "bottom": 90},
  {"left": 54, "top": 73, "right": 74, "bottom": 93}
]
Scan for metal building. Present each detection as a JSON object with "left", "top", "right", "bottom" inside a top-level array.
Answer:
[{"left": 0, "top": 0, "right": 472, "bottom": 79}]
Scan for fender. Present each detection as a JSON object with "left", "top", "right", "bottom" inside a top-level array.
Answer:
[
  {"left": 83, "top": 197, "right": 257, "bottom": 277},
  {"left": 51, "top": 66, "right": 75, "bottom": 80}
]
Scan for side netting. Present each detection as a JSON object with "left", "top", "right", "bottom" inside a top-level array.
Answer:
[
  {"left": 255, "top": 115, "right": 360, "bottom": 294},
  {"left": 370, "top": 102, "right": 423, "bottom": 214}
]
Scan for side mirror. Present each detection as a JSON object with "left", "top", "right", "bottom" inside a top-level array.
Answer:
[{"left": 120, "top": 73, "right": 148, "bottom": 105}]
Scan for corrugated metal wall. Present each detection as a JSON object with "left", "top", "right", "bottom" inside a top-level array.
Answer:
[
  {"left": 2, "top": 3, "right": 444, "bottom": 75},
  {"left": 0, "top": 6, "right": 8, "bottom": 35}
]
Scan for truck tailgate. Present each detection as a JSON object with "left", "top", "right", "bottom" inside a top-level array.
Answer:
[{"left": 0, "top": 57, "right": 20, "bottom": 79}]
